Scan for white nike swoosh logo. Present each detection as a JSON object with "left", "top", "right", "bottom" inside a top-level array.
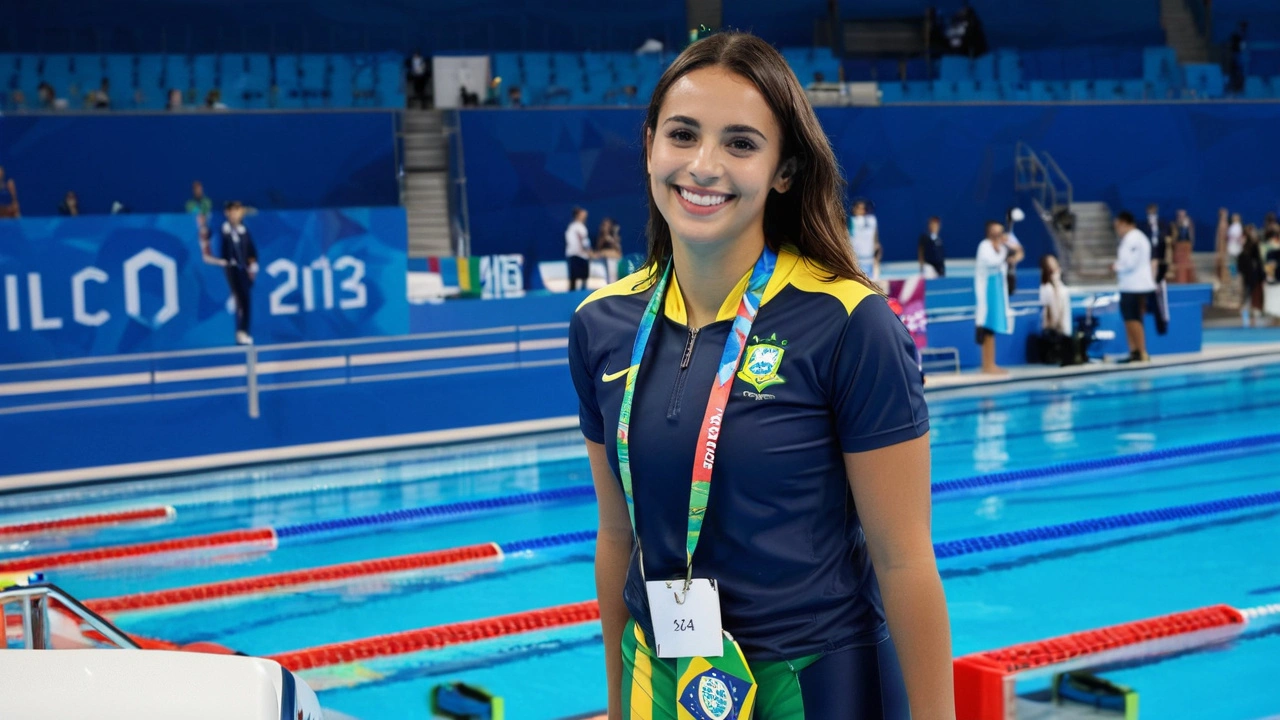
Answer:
[{"left": 602, "top": 366, "right": 637, "bottom": 383}]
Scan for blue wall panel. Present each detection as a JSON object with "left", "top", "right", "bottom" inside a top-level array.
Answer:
[
  {"left": 0, "top": 112, "right": 398, "bottom": 217},
  {"left": 0, "top": 207, "right": 408, "bottom": 362},
  {"left": 462, "top": 103, "right": 1280, "bottom": 267}
]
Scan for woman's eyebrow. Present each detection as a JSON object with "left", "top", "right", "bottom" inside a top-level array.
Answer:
[{"left": 663, "top": 116, "right": 766, "bottom": 141}]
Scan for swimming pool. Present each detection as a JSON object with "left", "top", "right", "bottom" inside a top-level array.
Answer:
[{"left": 2, "top": 356, "right": 1279, "bottom": 719}]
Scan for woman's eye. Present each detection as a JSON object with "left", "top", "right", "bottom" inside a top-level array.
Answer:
[
  {"left": 668, "top": 129, "right": 695, "bottom": 143},
  {"left": 729, "top": 139, "right": 757, "bottom": 152}
]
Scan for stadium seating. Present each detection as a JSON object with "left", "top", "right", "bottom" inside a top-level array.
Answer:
[{"left": 0, "top": 45, "right": 1269, "bottom": 110}]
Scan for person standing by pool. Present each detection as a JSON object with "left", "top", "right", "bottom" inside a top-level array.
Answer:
[
  {"left": 849, "top": 198, "right": 881, "bottom": 280},
  {"left": 570, "top": 31, "right": 951, "bottom": 720},
  {"left": 565, "top": 207, "right": 592, "bottom": 291},
  {"left": 974, "top": 220, "right": 1020, "bottom": 375},
  {"left": 1113, "top": 211, "right": 1156, "bottom": 362}
]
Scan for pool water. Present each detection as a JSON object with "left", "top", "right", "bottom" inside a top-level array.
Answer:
[{"left": 2, "top": 357, "right": 1279, "bottom": 719}]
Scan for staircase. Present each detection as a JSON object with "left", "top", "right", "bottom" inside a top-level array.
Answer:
[
  {"left": 400, "top": 110, "right": 454, "bottom": 257},
  {"left": 1064, "top": 202, "right": 1117, "bottom": 284},
  {"left": 1161, "top": 0, "right": 1211, "bottom": 64}
]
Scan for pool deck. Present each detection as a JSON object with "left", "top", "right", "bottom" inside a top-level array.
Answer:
[{"left": 925, "top": 327, "right": 1280, "bottom": 393}]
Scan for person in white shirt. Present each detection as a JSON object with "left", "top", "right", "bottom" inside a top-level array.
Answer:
[
  {"left": 1112, "top": 211, "right": 1156, "bottom": 362},
  {"left": 1039, "top": 254, "right": 1072, "bottom": 336},
  {"left": 848, "top": 199, "right": 881, "bottom": 279},
  {"left": 564, "top": 207, "right": 591, "bottom": 291},
  {"left": 975, "top": 220, "right": 1023, "bottom": 374}
]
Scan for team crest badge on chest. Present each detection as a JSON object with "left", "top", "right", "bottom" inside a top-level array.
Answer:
[{"left": 736, "top": 333, "right": 787, "bottom": 392}]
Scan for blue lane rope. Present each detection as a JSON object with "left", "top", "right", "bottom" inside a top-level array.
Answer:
[
  {"left": 274, "top": 485, "right": 596, "bottom": 540},
  {"left": 499, "top": 530, "right": 599, "bottom": 553},
  {"left": 933, "top": 433, "right": 1280, "bottom": 496},
  {"left": 934, "top": 490, "right": 1280, "bottom": 559}
]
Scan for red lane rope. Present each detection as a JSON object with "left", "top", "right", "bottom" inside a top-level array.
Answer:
[
  {"left": 268, "top": 599, "right": 601, "bottom": 671},
  {"left": 86, "top": 542, "right": 502, "bottom": 614},
  {"left": 962, "top": 603, "right": 1245, "bottom": 674},
  {"left": 0, "top": 528, "right": 278, "bottom": 574},
  {"left": 0, "top": 506, "right": 174, "bottom": 538}
]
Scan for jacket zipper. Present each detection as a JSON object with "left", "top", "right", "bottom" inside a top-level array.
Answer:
[{"left": 666, "top": 327, "right": 699, "bottom": 419}]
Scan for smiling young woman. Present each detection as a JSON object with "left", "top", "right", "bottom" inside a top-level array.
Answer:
[{"left": 568, "top": 32, "right": 953, "bottom": 720}]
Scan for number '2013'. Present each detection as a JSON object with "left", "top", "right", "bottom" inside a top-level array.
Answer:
[{"left": 267, "top": 256, "right": 367, "bottom": 315}]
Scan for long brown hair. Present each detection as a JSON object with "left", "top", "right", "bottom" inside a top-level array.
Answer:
[{"left": 641, "top": 32, "right": 873, "bottom": 288}]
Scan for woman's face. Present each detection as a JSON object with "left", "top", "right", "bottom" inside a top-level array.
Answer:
[
  {"left": 647, "top": 66, "right": 790, "bottom": 251},
  {"left": 1045, "top": 256, "right": 1059, "bottom": 276}
]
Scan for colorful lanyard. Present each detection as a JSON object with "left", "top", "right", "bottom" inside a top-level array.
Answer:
[{"left": 616, "top": 247, "right": 777, "bottom": 580}]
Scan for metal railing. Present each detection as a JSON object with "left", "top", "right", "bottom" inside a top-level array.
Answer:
[
  {"left": 0, "top": 323, "right": 569, "bottom": 420},
  {"left": 1014, "top": 141, "right": 1076, "bottom": 272},
  {"left": 1, "top": 583, "right": 139, "bottom": 650}
]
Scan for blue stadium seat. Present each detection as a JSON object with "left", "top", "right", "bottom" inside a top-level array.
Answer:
[
  {"left": 938, "top": 56, "right": 972, "bottom": 81},
  {"left": 350, "top": 54, "right": 379, "bottom": 107},
  {"left": 330, "top": 55, "right": 353, "bottom": 107},
  {"left": 162, "top": 55, "right": 191, "bottom": 95},
  {"left": 972, "top": 54, "right": 995, "bottom": 82},
  {"left": 299, "top": 54, "right": 329, "bottom": 107},
  {"left": 1001, "top": 81, "right": 1031, "bottom": 102},
  {"left": 1068, "top": 79, "right": 1095, "bottom": 101},
  {"left": 105, "top": 54, "right": 136, "bottom": 108},
  {"left": 1143, "top": 46, "right": 1179, "bottom": 84},
  {"left": 994, "top": 50, "right": 1021, "bottom": 83},
  {"left": 192, "top": 54, "right": 217, "bottom": 94},
  {"left": 274, "top": 55, "right": 302, "bottom": 108},
  {"left": 41, "top": 55, "right": 73, "bottom": 100},
  {"left": 375, "top": 57, "right": 403, "bottom": 107},
  {"left": 522, "top": 53, "right": 552, "bottom": 85},
  {"left": 933, "top": 80, "right": 958, "bottom": 102},
  {"left": 137, "top": 55, "right": 163, "bottom": 104},
  {"left": 1183, "top": 63, "right": 1224, "bottom": 98},
  {"left": 903, "top": 80, "right": 933, "bottom": 102},
  {"left": 1028, "top": 80, "right": 1055, "bottom": 102},
  {"left": 492, "top": 52, "right": 521, "bottom": 86},
  {"left": 878, "top": 82, "right": 904, "bottom": 104},
  {"left": 241, "top": 54, "right": 271, "bottom": 108}
]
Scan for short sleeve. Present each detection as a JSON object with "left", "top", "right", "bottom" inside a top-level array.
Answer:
[
  {"left": 568, "top": 311, "right": 606, "bottom": 443},
  {"left": 828, "top": 295, "right": 930, "bottom": 453}
]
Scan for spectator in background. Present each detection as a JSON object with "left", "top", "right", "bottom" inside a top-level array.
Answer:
[
  {"left": 8, "top": 89, "right": 26, "bottom": 111},
  {"left": 204, "top": 89, "right": 228, "bottom": 110},
  {"left": 220, "top": 201, "right": 259, "bottom": 345},
  {"left": 87, "top": 78, "right": 110, "bottom": 110},
  {"left": 1173, "top": 208, "right": 1197, "bottom": 283},
  {"left": 947, "top": 6, "right": 988, "bottom": 57},
  {"left": 485, "top": 77, "right": 502, "bottom": 106},
  {"left": 849, "top": 199, "right": 881, "bottom": 279},
  {"left": 1113, "top": 211, "right": 1155, "bottom": 363},
  {"left": 564, "top": 207, "right": 591, "bottom": 291},
  {"left": 1265, "top": 228, "right": 1280, "bottom": 319},
  {"left": 166, "top": 88, "right": 184, "bottom": 111},
  {"left": 405, "top": 49, "right": 430, "bottom": 109},
  {"left": 507, "top": 86, "right": 523, "bottom": 107},
  {"left": 595, "top": 217, "right": 623, "bottom": 283},
  {"left": 1239, "top": 224, "right": 1266, "bottom": 326},
  {"left": 917, "top": 216, "right": 946, "bottom": 278},
  {"left": 0, "top": 166, "right": 19, "bottom": 218},
  {"left": 57, "top": 191, "right": 79, "bottom": 216},
  {"left": 975, "top": 219, "right": 1020, "bottom": 374},
  {"left": 1146, "top": 203, "right": 1171, "bottom": 282},
  {"left": 1228, "top": 21, "right": 1248, "bottom": 95},
  {"left": 186, "top": 181, "right": 212, "bottom": 217},
  {"left": 37, "top": 82, "right": 59, "bottom": 110}
]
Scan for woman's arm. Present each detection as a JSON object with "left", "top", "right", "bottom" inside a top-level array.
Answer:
[
  {"left": 846, "top": 433, "right": 954, "bottom": 720},
  {"left": 587, "top": 440, "right": 633, "bottom": 720}
]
